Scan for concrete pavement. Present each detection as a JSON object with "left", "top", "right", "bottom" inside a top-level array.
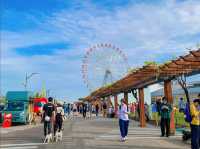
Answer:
[{"left": 0, "top": 117, "right": 190, "bottom": 149}]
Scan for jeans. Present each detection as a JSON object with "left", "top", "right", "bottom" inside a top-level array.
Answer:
[
  {"left": 119, "top": 119, "right": 129, "bottom": 138},
  {"left": 160, "top": 118, "right": 170, "bottom": 137},
  {"left": 44, "top": 121, "right": 52, "bottom": 136},
  {"left": 191, "top": 124, "right": 199, "bottom": 149}
]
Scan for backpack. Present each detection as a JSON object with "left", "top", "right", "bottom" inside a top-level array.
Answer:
[{"left": 184, "top": 102, "right": 192, "bottom": 123}]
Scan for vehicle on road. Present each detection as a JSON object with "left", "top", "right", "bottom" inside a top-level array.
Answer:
[
  {"left": 2, "top": 91, "right": 34, "bottom": 124},
  {"left": 0, "top": 104, "right": 5, "bottom": 123}
]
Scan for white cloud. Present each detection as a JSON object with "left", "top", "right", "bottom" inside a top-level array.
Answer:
[{"left": 1, "top": 0, "right": 200, "bottom": 100}]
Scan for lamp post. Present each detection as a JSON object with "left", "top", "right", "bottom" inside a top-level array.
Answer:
[
  {"left": 22, "top": 73, "right": 39, "bottom": 90},
  {"left": 46, "top": 89, "right": 51, "bottom": 97}
]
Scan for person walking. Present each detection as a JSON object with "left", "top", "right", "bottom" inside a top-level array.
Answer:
[
  {"left": 190, "top": 99, "right": 200, "bottom": 149},
  {"left": 54, "top": 102, "right": 64, "bottom": 137},
  {"left": 198, "top": 93, "right": 200, "bottom": 147},
  {"left": 144, "top": 102, "right": 150, "bottom": 122},
  {"left": 42, "top": 97, "right": 56, "bottom": 138},
  {"left": 156, "top": 99, "right": 162, "bottom": 115},
  {"left": 88, "top": 103, "right": 92, "bottom": 119},
  {"left": 178, "top": 97, "right": 185, "bottom": 113},
  {"left": 152, "top": 102, "right": 159, "bottom": 127},
  {"left": 160, "top": 97, "right": 172, "bottom": 137},
  {"left": 72, "top": 104, "right": 77, "bottom": 118},
  {"left": 63, "top": 102, "right": 67, "bottom": 117},
  {"left": 118, "top": 98, "right": 129, "bottom": 142},
  {"left": 102, "top": 102, "right": 107, "bottom": 118},
  {"left": 95, "top": 104, "right": 99, "bottom": 117},
  {"left": 136, "top": 101, "right": 140, "bottom": 119},
  {"left": 82, "top": 103, "right": 87, "bottom": 119}
]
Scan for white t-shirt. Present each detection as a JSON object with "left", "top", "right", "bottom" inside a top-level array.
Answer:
[
  {"left": 119, "top": 104, "right": 129, "bottom": 121},
  {"left": 56, "top": 107, "right": 64, "bottom": 116}
]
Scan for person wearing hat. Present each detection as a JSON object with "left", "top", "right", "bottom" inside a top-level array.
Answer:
[{"left": 190, "top": 98, "right": 200, "bottom": 149}]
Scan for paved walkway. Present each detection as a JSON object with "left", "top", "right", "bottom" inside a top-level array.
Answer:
[{"left": 0, "top": 117, "right": 190, "bottom": 149}]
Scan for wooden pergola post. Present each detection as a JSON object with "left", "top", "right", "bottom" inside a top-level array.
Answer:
[
  {"left": 114, "top": 95, "right": 118, "bottom": 117},
  {"left": 124, "top": 92, "right": 128, "bottom": 105},
  {"left": 164, "top": 80, "right": 173, "bottom": 103},
  {"left": 164, "top": 80, "right": 175, "bottom": 135},
  {"left": 108, "top": 96, "right": 112, "bottom": 107},
  {"left": 139, "top": 88, "right": 146, "bottom": 127}
]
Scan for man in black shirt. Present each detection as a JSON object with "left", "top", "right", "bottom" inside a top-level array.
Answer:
[
  {"left": 82, "top": 103, "right": 87, "bottom": 119},
  {"left": 95, "top": 104, "right": 99, "bottom": 117},
  {"left": 43, "top": 97, "right": 55, "bottom": 137},
  {"left": 102, "top": 102, "right": 107, "bottom": 118}
]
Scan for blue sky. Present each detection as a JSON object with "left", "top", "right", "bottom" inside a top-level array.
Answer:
[{"left": 1, "top": 0, "right": 200, "bottom": 101}]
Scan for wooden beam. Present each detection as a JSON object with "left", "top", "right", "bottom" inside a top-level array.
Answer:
[
  {"left": 139, "top": 88, "right": 146, "bottom": 127},
  {"left": 166, "top": 65, "right": 200, "bottom": 70},
  {"left": 164, "top": 80, "right": 173, "bottom": 103},
  {"left": 164, "top": 80, "right": 175, "bottom": 135},
  {"left": 172, "top": 60, "right": 200, "bottom": 65},
  {"left": 114, "top": 95, "right": 118, "bottom": 117},
  {"left": 190, "top": 50, "right": 200, "bottom": 57},
  {"left": 180, "top": 56, "right": 200, "bottom": 62}
]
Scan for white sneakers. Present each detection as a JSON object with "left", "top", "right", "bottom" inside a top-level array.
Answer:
[
  {"left": 120, "top": 137, "right": 125, "bottom": 142},
  {"left": 120, "top": 136, "right": 127, "bottom": 142}
]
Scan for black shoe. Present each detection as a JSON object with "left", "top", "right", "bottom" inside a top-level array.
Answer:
[{"left": 160, "top": 135, "right": 164, "bottom": 137}]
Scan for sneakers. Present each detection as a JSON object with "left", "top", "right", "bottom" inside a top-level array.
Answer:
[
  {"left": 120, "top": 137, "right": 125, "bottom": 142},
  {"left": 120, "top": 137, "right": 126, "bottom": 142}
]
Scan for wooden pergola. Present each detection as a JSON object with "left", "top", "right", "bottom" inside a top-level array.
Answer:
[{"left": 83, "top": 49, "right": 200, "bottom": 128}]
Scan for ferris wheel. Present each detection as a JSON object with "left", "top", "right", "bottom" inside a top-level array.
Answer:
[{"left": 82, "top": 43, "right": 129, "bottom": 92}]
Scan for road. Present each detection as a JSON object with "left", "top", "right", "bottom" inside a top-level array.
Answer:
[{"left": 0, "top": 117, "right": 190, "bottom": 149}]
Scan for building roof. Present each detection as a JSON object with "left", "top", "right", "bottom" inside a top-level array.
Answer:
[{"left": 151, "top": 86, "right": 200, "bottom": 97}]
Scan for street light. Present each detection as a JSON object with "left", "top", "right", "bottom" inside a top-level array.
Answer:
[
  {"left": 46, "top": 89, "right": 51, "bottom": 97},
  {"left": 22, "top": 72, "right": 39, "bottom": 90}
]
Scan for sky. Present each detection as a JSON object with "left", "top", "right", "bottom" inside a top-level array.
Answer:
[{"left": 1, "top": 0, "right": 200, "bottom": 101}]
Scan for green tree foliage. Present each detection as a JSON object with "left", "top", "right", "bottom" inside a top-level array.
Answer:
[
  {"left": 0, "top": 96, "right": 6, "bottom": 104},
  {"left": 34, "top": 92, "right": 41, "bottom": 98},
  {"left": 144, "top": 61, "right": 158, "bottom": 66}
]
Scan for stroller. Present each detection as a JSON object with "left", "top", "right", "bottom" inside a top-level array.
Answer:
[{"left": 182, "top": 130, "right": 191, "bottom": 141}]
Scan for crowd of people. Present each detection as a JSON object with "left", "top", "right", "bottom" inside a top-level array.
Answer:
[
  {"left": 41, "top": 93, "right": 199, "bottom": 148},
  {"left": 118, "top": 93, "right": 200, "bottom": 149},
  {"left": 41, "top": 98, "right": 116, "bottom": 140}
]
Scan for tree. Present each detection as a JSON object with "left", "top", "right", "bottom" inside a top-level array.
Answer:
[
  {"left": 176, "top": 74, "right": 190, "bottom": 103},
  {"left": 0, "top": 96, "right": 6, "bottom": 104},
  {"left": 34, "top": 92, "right": 40, "bottom": 98},
  {"left": 131, "top": 89, "right": 138, "bottom": 101},
  {"left": 144, "top": 61, "right": 158, "bottom": 66}
]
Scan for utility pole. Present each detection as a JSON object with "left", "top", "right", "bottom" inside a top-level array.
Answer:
[
  {"left": 22, "top": 72, "right": 39, "bottom": 90},
  {"left": 46, "top": 89, "right": 51, "bottom": 97}
]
